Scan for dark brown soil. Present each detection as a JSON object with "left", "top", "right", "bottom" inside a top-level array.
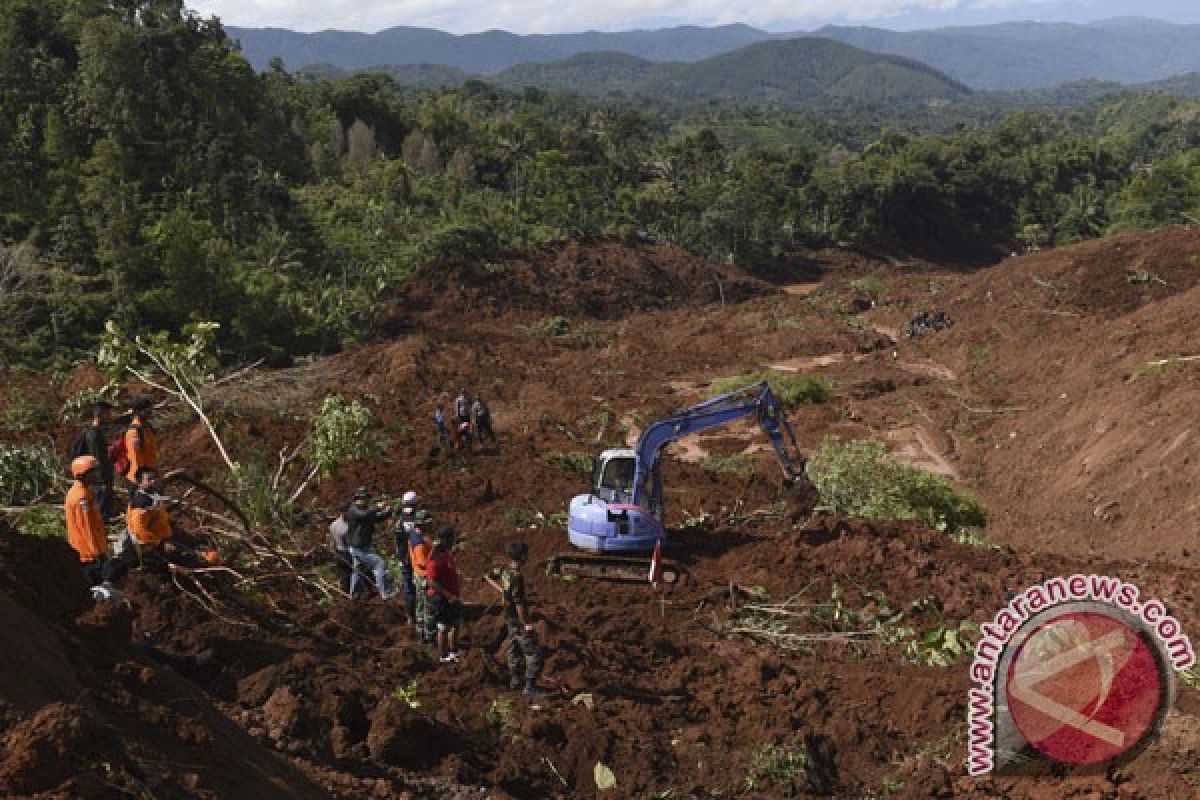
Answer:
[{"left": 2, "top": 232, "right": 1199, "bottom": 798}]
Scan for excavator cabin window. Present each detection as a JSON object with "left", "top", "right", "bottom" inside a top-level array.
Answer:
[{"left": 594, "top": 455, "right": 636, "bottom": 504}]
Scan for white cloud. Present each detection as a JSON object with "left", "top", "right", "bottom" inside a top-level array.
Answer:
[{"left": 186, "top": 0, "right": 1071, "bottom": 33}]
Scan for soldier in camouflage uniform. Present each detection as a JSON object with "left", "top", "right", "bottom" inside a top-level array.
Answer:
[{"left": 486, "top": 541, "right": 551, "bottom": 698}]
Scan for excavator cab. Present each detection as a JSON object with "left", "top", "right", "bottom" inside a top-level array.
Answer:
[{"left": 593, "top": 450, "right": 636, "bottom": 504}]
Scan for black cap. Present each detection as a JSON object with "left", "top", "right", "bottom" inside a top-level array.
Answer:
[{"left": 506, "top": 541, "right": 529, "bottom": 561}]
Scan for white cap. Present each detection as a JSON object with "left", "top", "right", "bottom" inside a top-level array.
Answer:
[{"left": 402, "top": 490, "right": 419, "bottom": 506}]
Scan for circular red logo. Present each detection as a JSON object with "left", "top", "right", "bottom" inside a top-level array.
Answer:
[{"left": 1004, "top": 609, "right": 1169, "bottom": 766}]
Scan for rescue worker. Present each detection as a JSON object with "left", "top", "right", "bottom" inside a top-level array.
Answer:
[
  {"left": 70, "top": 402, "right": 117, "bottom": 519},
  {"left": 124, "top": 467, "right": 215, "bottom": 569},
  {"left": 472, "top": 396, "right": 495, "bottom": 445},
  {"left": 393, "top": 491, "right": 420, "bottom": 624},
  {"left": 434, "top": 405, "right": 448, "bottom": 451},
  {"left": 344, "top": 487, "right": 394, "bottom": 600},
  {"left": 328, "top": 509, "right": 355, "bottom": 595},
  {"left": 453, "top": 389, "right": 471, "bottom": 427},
  {"left": 426, "top": 526, "right": 462, "bottom": 663},
  {"left": 64, "top": 455, "right": 123, "bottom": 586},
  {"left": 485, "top": 541, "right": 551, "bottom": 698},
  {"left": 124, "top": 398, "right": 158, "bottom": 486},
  {"left": 408, "top": 508, "right": 435, "bottom": 644}
]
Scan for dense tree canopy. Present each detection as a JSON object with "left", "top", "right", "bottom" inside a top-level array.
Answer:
[{"left": 2, "top": 2, "right": 1199, "bottom": 365}]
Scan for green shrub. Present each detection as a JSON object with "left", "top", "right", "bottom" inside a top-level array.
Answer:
[
  {"left": 0, "top": 443, "right": 63, "bottom": 506},
  {"left": 807, "top": 439, "right": 986, "bottom": 537},
  {"left": 523, "top": 316, "right": 571, "bottom": 339},
  {"left": 543, "top": 451, "right": 593, "bottom": 475},
  {"left": 710, "top": 372, "right": 833, "bottom": 407},
  {"left": 745, "top": 738, "right": 812, "bottom": 793},
  {"left": 13, "top": 505, "right": 64, "bottom": 539}
]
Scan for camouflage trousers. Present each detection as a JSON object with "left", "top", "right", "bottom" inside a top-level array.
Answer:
[
  {"left": 506, "top": 618, "right": 543, "bottom": 684},
  {"left": 414, "top": 575, "right": 436, "bottom": 642}
]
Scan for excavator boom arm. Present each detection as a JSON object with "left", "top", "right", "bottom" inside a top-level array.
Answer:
[{"left": 631, "top": 380, "right": 805, "bottom": 505}]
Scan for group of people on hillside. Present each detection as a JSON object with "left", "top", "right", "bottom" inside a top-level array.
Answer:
[
  {"left": 434, "top": 389, "right": 496, "bottom": 452},
  {"left": 64, "top": 399, "right": 219, "bottom": 590},
  {"left": 61, "top": 393, "right": 549, "bottom": 698},
  {"left": 328, "top": 487, "right": 550, "bottom": 697}
]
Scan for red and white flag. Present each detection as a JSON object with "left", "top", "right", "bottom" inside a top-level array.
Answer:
[{"left": 648, "top": 540, "right": 663, "bottom": 585}]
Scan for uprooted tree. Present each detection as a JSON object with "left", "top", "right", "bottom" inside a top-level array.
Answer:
[{"left": 95, "top": 321, "right": 387, "bottom": 609}]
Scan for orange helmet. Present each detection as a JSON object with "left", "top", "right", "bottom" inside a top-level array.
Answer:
[
  {"left": 200, "top": 550, "right": 221, "bottom": 566},
  {"left": 70, "top": 455, "right": 101, "bottom": 479}
]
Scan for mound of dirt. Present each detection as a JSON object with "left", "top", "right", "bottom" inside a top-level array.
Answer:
[
  {"left": 881, "top": 227, "right": 1200, "bottom": 564},
  {"left": 401, "top": 237, "right": 773, "bottom": 319},
  {"left": 0, "top": 523, "right": 334, "bottom": 799}
]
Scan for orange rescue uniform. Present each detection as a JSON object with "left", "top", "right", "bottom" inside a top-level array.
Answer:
[
  {"left": 64, "top": 482, "right": 107, "bottom": 563},
  {"left": 127, "top": 496, "right": 172, "bottom": 547},
  {"left": 409, "top": 537, "right": 432, "bottom": 578},
  {"left": 124, "top": 416, "right": 158, "bottom": 483}
]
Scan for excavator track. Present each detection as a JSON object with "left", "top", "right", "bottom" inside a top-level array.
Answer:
[{"left": 545, "top": 553, "right": 683, "bottom": 585}]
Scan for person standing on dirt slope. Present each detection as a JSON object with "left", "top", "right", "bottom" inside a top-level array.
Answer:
[
  {"left": 345, "top": 487, "right": 395, "bottom": 600},
  {"left": 409, "top": 509, "right": 436, "bottom": 644},
  {"left": 65, "top": 455, "right": 126, "bottom": 586},
  {"left": 68, "top": 402, "right": 117, "bottom": 520},
  {"left": 471, "top": 397, "right": 495, "bottom": 446},
  {"left": 434, "top": 404, "right": 449, "bottom": 451},
  {"left": 124, "top": 467, "right": 218, "bottom": 570},
  {"left": 426, "top": 525, "right": 463, "bottom": 663},
  {"left": 453, "top": 390, "right": 471, "bottom": 427},
  {"left": 393, "top": 491, "right": 422, "bottom": 625},
  {"left": 328, "top": 509, "right": 356, "bottom": 595},
  {"left": 485, "top": 541, "right": 551, "bottom": 698},
  {"left": 123, "top": 398, "right": 158, "bottom": 487}
]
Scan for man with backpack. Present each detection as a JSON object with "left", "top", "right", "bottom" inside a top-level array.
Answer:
[
  {"left": 123, "top": 398, "right": 158, "bottom": 486},
  {"left": 67, "top": 402, "right": 117, "bottom": 520},
  {"left": 344, "top": 487, "right": 394, "bottom": 600},
  {"left": 453, "top": 390, "right": 473, "bottom": 450}
]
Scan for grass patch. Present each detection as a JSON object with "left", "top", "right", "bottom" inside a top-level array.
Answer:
[
  {"left": 763, "top": 314, "right": 809, "bottom": 333},
  {"left": 523, "top": 315, "right": 571, "bottom": 339},
  {"left": 1127, "top": 354, "right": 1200, "bottom": 383},
  {"left": 700, "top": 453, "right": 757, "bottom": 475},
  {"left": 849, "top": 275, "right": 886, "bottom": 299},
  {"left": 543, "top": 451, "right": 593, "bottom": 475},
  {"left": 744, "top": 738, "right": 812, "bottom": 794},
  {"left": 710, "top": 372, "right": 833, "bottom": 407},
  {"left": 807, "top": 439, "right": 986, "bottom": 540}
]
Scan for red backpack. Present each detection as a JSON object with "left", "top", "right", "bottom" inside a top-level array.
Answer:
[{"left": 108, "top": 436, "right": 129, "bottom": 478}]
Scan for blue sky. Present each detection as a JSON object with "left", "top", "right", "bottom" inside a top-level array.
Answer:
[{"left": 186, "top": 0, "right": 1200, "bottom": 33}]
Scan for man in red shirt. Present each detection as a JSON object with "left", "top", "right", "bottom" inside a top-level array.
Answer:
[{"left": 426, "top": 526, "right": 462, "bottom": 663}]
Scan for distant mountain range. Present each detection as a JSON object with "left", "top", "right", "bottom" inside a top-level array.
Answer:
[
  {"left": 300, "top": 39, "right": 971, "bottom": 110},
  {"left": 229, "top": 18, "right": 1200, "bottom": 91}
]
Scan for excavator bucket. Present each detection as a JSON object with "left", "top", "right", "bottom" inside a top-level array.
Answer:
[{"left": 545, "top": 553, "right": 683, "bottom": 585}]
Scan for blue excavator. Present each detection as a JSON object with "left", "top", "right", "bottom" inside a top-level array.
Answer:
[{"left": 548, "top": 380, "right": 812, "bottom": 583}]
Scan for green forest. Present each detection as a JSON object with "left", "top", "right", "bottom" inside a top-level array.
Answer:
[{"left": 3, "top": 1, "right": 1200, "bottom": 366}]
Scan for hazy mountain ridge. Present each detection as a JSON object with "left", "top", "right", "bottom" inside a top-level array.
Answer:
[{"left": 229, "top": 18, "right": 1200, "bottom": 91}]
